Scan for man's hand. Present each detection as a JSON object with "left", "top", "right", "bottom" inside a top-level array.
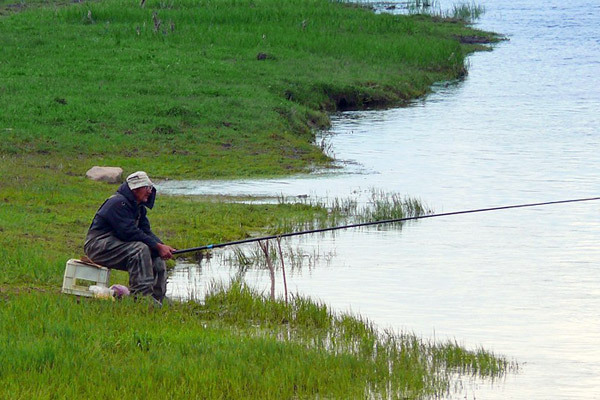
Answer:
[{"left": 156, "top": 243, "right": 176, "bottom": 260}]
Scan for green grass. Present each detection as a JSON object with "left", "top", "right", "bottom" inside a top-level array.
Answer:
[
  {"left": 406, "top": 0, "right": 486, "bottom": 23},
  {"left": 449, "top": 2, "right": 486, "bottom": 22},
  {"left": 0, "top": 0, "right": 498, "bottom": 177},
  {"left": 0, "top": 282, "right": 516, "bottom": 399},
  {"left": 325, "top": 189, "right": 432, "bottom": 224}
]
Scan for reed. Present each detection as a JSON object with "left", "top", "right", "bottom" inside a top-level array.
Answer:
[
  {"left": 274, "top": 189, "right": 432, "bottom": 231},
  {"left": 357, "top": 189, "right": 431, "bottom": 223},
  {"left": 224, "top": 241, "right": 335, "bottom": 272},
  {"left": 217, "top": 190, "right": 430, "bottom": 275},
  {"left": 449, "top": 2, "right": 486, "bottom": 22},
  {"left": 406, "top": 0, "right": 485, "bottom": 23},
  {"left": 407, "top": 0, "right": 439, "bottom": 16}
]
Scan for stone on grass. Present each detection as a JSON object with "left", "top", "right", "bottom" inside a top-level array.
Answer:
[{"left": 86, "top": 166, "right": 123, "bottom": 184}]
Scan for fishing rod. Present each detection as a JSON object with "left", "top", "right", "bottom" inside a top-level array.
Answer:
[{"left": 172, "top": 196, "right": 600, "bottom": 255}]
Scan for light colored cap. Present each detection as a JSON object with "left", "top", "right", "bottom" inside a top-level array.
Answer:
[{"left": 126, "top": 171, "right": 154, "bottom": 190}]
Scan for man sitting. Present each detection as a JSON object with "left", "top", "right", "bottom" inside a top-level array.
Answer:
[{"left": 84, "top": 171, "right": 176, "bottom": 303}]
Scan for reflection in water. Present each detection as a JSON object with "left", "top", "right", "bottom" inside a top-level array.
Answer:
[{"left": 163, "top": 0, "right": 600, "bottom": 398}]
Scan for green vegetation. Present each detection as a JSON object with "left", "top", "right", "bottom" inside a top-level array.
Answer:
[
  {"left": 407, "top": 0, "right": 485, "bottom": 22},
  {"left": 270, "top": 189, "right": 433, "bottom": 233},
  {"left": 0, "top": 282, "right": 515, "bottom": 399},
  {"left": 448, "top": 2, "right": 486, "bottom": 22},
  {"left": 0, "top": 0, "right": 511, "bottom": 397},
  {"left": 0, "top": 0, "right": 498, "bottom": 177},
  {"left": 328, "top": 189, "right": 432, "bottom": 224}
]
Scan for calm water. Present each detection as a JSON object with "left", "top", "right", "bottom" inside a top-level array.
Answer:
[{"left": 161, "top": 0, "right": 600, "bottom": 398}]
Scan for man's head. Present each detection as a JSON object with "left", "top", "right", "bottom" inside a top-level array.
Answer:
[{"left": 126, "top": 171, "right": 154, "bottom": 204}]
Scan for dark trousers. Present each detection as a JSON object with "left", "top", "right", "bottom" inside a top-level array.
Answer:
[{"left": 84, "top": 231, "right": 167, "bottom": 302}]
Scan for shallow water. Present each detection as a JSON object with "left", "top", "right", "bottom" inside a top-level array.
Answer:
[{"left": 161, "top": 0, "right": 600, "bottom": 398}]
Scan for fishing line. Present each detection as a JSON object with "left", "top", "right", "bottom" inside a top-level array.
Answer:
[{"left": 172, "top": 196, "right": 600, "bottom": 255}]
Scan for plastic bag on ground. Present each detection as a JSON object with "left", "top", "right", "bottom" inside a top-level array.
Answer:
[{"left": 110, "top": 284, "right": 130, "bottom": 298}]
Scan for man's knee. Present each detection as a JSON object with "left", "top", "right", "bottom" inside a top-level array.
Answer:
[
  {"left": 131, "top": 241, "right": 151, "bottom": 257},
  {"left": 127, "top": 242, "right": 154, "bottom": 276},
  {"left": 153, "top": 257, "right": 166, "bottom": 273},
  {"left": 129, "top": 242, "right": 154, "bottom": 266}
]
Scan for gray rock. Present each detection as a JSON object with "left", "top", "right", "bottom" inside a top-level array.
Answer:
[{"left": 86, "top": 166, "right": 123, "bottom": 184}]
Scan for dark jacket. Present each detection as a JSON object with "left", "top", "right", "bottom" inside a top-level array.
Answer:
[{"left": 87, "top": 182, "right": 162, "bottom": 249}]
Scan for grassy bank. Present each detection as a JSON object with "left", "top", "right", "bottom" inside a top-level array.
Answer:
[
  {"left": 0, "top": 283, "right": 514, "bottom": 399},
  {"left": 0, "top": 0, "right": 497, "bottom": 177}
]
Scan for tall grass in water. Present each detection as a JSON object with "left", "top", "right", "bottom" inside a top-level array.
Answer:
[
  {"left": 220, "top": 190, "right": 429, "bottom": 274},
  {"left": 450, "top": 2, "right": 486, "bottom": 22},
  {"left": 226, "top": 241, "right": 336, "bottom": 273},
  {"left": 220, "top": 190, "right": 431, "bottom": 275},
  {"left": 358, "top": 189, "right": 431, "bottom": 223},
  {"left": 407, "top": 0, "right": 485, "bottom": 22},
  {"left": 407, "top": 0, "right": 439, "bottom": 16},
  {"left": 274, "top": 189, "right": 432, "bottom": 232}
]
